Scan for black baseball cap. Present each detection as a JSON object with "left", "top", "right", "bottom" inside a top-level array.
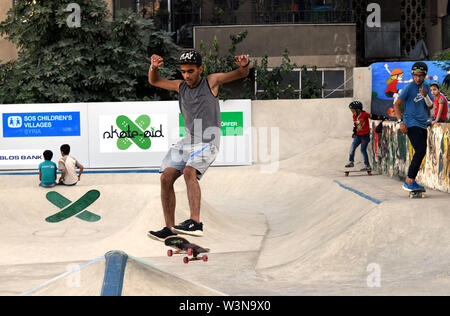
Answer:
[
  {"left": 411, "top": 62, "right": 428, "bottom": 74},
  {"left": 179, "top": 50, "right": 202, "bottom": 66}
]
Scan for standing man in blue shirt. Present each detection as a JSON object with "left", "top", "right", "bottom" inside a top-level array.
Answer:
[{"left": 393, "top": 62, "right": 434, "bottom": 192}]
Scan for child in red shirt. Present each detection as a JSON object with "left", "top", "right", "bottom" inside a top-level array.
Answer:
[
  {"left": 345, "top": 101, "right": 386, "bottom": 171},
  {"left": 430, "top": 82, "right": 448, "bottom": 125}
]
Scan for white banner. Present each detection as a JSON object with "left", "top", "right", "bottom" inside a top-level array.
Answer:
[
  {"left": 0, "top": 100, "right": 252, "bottom": 170},
  {"left": 0, "top": 149, "right": 44, "bottom": 166}
]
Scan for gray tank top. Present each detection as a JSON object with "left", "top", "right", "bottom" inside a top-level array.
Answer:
[{"left": 179, "top": 77, "right": 221, "bottom": 149}]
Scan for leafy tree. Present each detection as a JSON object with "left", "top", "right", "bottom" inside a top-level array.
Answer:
[
  {"left": 253, "top": 49, "right": 298, "bottom": 100},
  {"left": 0, "top": 0, "right": 180, "bottom": 104},
  {"left": 199, "top": 30, "right": 253, "bottom": 100},
  {"left": 433, "top": 51, "right": 450, "bottom": 95},
  {"left": 300, "top": 65, "right": 326, "bottom": 99}
]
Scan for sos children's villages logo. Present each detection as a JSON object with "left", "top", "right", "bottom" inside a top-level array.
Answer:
[{"left": 102, "top": 115, "right": 164, "bottom": 150}]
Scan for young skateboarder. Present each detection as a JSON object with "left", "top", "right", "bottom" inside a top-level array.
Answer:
[
  {"left": 345, "top": 101, "right": 386, "bottom": 171},
  {"left": 147, "top": 50, "right": 250, "bottom": 241},
  {"left": 393, "top": 62, "right": 434, "bottom": 192}
]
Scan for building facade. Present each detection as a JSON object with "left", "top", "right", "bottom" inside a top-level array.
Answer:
[{"left": 1, "top": 0, "right": 449, "bottom": 99}]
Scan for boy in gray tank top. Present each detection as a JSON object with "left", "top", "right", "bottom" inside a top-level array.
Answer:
[{"left": 147, "top": 50, "right": 250, "bottom": 240}]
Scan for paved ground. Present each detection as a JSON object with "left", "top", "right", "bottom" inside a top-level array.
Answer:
[{"left": 1, "top": 99, "right": 448, "bottom": 295}]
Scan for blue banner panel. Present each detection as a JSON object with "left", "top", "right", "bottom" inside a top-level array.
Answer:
[{"left": 2, "top": 112, "right": 81, "bottom": 137}]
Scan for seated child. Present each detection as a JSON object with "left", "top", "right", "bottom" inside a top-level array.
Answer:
[
  {"left": 58, "top": 144, "right": 84, "bottom": 186},
  {"left": 39, "top": 150, "right": 57, "bottom": 187},
  {"left": 430, "top": 82, "right": 448, "bottom": 125}
]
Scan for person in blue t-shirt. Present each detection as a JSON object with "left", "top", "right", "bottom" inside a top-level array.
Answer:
[
  {"left": 38, "top": 150, "right": 57, "bottom": 188},
  {"left": 393, "top": 62, "right": 434, "bottom": 192}
]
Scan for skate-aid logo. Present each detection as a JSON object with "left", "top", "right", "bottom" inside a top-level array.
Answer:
[{"left": 101, "top": 114, "right": 165, "bottom": 152}]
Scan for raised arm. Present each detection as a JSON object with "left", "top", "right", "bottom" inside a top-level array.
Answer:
[
  {"left": 207, "top": 55, "right": 251, "bottom": 96},
  {"left": 148, "top": 54, "right": 182, "bottom": 92}
]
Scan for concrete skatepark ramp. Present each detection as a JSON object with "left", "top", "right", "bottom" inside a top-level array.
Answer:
[{"left": 0, "top": 99, "right": 449, "bottom": 295}]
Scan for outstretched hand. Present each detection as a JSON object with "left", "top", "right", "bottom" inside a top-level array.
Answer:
[
  {"left": 234, "top": 54, "right": 250, "bottom": 68},
  {"left": 151, "top": 54, "right": 164, "bottom": 68}
]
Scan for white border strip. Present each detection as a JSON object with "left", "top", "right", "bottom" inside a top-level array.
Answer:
[{"left": 18, "top": 255, "right": 105, "bottom": 296}]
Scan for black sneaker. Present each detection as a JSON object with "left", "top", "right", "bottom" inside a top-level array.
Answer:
[
  {"left": 360, "top": 165, "right": 372, "bottom": 172},
  {"left": 147, "top": 227, "right": 177, "bottom": 242},
  {"left": 172, "top": 219, "right": 203, "bottom": 237}
]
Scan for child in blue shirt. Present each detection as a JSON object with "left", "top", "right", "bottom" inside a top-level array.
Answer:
[
  {"left": 393, "top": 62, "right": 434, "bottom": 192},
  {"left": 38, "top": 150, "right": 57, "bottom": 188}
]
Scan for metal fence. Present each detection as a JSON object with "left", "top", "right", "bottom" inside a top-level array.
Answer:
[{"left": 149, "top": 10, "right": 354, "bottom": 28}]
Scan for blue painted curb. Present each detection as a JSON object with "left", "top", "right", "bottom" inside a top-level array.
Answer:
[
  {"left": 101, "top": 250, "right": 129, "bottom": 296},
  {"left": 0, "top": 169, "right": 159, "bottom": 176},
  {"left": 333, "top": 180, "right": 382, "bottom": 205}
]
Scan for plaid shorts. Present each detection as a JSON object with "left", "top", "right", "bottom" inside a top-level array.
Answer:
[{"left": 159, "top": 141, "right": 219, "bottom": 180}]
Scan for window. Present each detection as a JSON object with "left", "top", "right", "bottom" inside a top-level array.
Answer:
[
  {"left": 323, "top": 70, "right": 345, "bottom": 98},
  {"left": 255, "top": 68, "right": 346, "bottom": 99}
]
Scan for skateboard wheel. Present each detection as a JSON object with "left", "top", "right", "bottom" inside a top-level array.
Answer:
[
  {"left": 187, "top": 248, "right": 193, "bottom": 256},
  {"left": 183, "top": 257, "right": 189, "bottom": 264},
  {"left": 202, "top": 255, "right": 208, "bottom": 262},
  {"left": 368, "top": 172, "right": 372, "bottom": 176},
  {"left": 345, "top": 172, "right": 349, "bottom": 177},
  {"left": 167, "top": 250, "right": 173, "bottom": 257}
]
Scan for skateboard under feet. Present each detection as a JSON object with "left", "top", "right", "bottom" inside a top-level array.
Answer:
[
  {"left": 409, "top": 189, "right": 426, "bottom": 199},
  {"left": 165, "top": 236, "right": 209, "bottom": 264},
  {"left": 344, "top": 169, "right": 372, "bottom": 176}
]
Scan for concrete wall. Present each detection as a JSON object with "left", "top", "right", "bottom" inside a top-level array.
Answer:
[
  {"left": 426, "top": 0, "right": 448, "bottom": 57},
  {"left": 251, "top": 98, "right": 353, "bottom": 163},
  {"left": 370, "top": 121, "right": 450, "bottom": 193},
  {"left": 353, "top": 66, "right": 372, "bottom": 112},
  {"left": 0, "top": 1, "right": 17, "bottom": 62}
]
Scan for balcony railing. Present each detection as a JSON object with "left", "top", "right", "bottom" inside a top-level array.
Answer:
[
  {"left": 136, "top": 8, "right": 354, "bottom": 47},
  {"left": 148, "top": 10, "right": 354, "bottom": 28}
]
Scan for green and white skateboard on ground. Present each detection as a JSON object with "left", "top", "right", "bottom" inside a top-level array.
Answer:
[{"left": 45, "top": 190, "right": 101, "bottom": 223}]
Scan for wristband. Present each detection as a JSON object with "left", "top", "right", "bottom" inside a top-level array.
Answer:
[{"left": 150, "top": 65, "right": 158, "bottom": 71}]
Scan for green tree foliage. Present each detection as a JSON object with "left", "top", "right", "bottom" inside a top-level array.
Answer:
[
  {"left": 300, "top": 65, "right": 326, "bottom": 99},
  {"left": 433, "top": 51, "right": 450, "bottom": 95},
  {"left": 199, "top": 30, "right": 253, "bottom": 100},
  {"left": 200, "top": 31, "right": 304, "bottom": 100},
  {"left": 0, "top": 0, "right": 180, "bottom": 104},
  {"left": 253, "top": 49, "right": 298, "bottom": 100}
]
